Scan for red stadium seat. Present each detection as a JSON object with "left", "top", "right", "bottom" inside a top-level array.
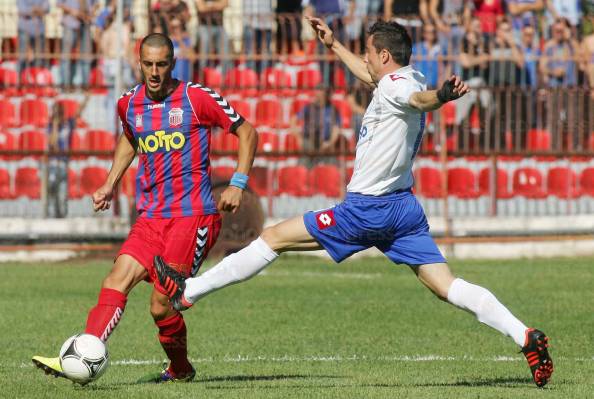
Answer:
[
  {"left": 69, "top": 131, "right": 86, "bottom": 159},
  {"left": 290, "top": 98, "right": 312, "bottom": 116},
  {"left": 120, "top": 167, "right": 137, "bottom": 197},
  {"left": 255, "top": 99, "right": 285, "bottom": 128},
  {"left": 224, "top": 67, "right": 259, "bottom": 97},
  {"left": 80, "top": 166, "right": 109, "bottom": 195},
  {"left": 68, "top": 169, "right": 82, "bottom": 199},
  {"left": 277, "top": 166, "right": 310, "bottom": 196},
  {"left": 261, "top": 67, "right": 293, "bottom": 95},
  {"left": 282, "top": 133, "right": 300, "bottom": 152},
  {"left": 296, "top": 69, "right": 322, "bottom": 89},
  {"left": 579, "top": 167, "right": 594, "bottom": 196},
  {"left": 547, "top": 167, "right": 579, "bottom": 198},
  {"left": 18, "top": 130, "right": 46, "bottom": 157},
  {"left": 440, "top": 101, "right": 456, "bottom": 125},
  {"left": 527, "top": 129, "right": 551, "bottom": 151},
  {"left": 0, "top": 168, "right": 11, "bottom": 198},
  {"left": 15, "top": 167, "right": 41, "bottom": 198},
  {"left": 0, "top": 68, "right": 19, "bottom": 95},
  {"left": 87, "top": 129, "right": 116, "bottom": 157},
  {"left": 333, "top": 68, "right": 347, "bottom": 93},
  {"left": 89, "top": 67, "right": 108, "bottom": 94},
  {"left": 228, "top": 99, "right": 254, "bottom": 121},
  {"left": 211, "top": 166, "right": 235, "bottom": 182},
  {"left": 0, "top": 99, "right": 18, "bottom": 128},
  {"left": 331, "top": 98, "right": 352, "bottom": 128},
  {"left": 416, "top": 167, "right": 444, "bottom": 198},
  {"left": 249, "top": 166, "right": 272, "bottom": 196},
  {"left": 309, "top": 164, "right": 341, "bottom": 197},
  {"left": 212, "top": 132, "right": 239, "bottom": 152},
  {"left": 447, "top": 167, "right": 479, "bottom": 198},
  {"left": 0, "top": 130, "right": 17, "bottom": 159},
  {"left": 20, "top": 67, "right": 56, "bottom": 96},
  {"left": 512, "top": 167, "right": 546, "bottom": 198},
  {"left": 257, "top": 131, "right": 280, "bottom": 153},
  {"left": 195, "top": 67, "right": 223, "bottom": 90},
  {"left": 20, "top": 99, "right": 49, "bottom": 128},
  {"left": 478, "top": 168, "right": 513, "bottom": 198}
]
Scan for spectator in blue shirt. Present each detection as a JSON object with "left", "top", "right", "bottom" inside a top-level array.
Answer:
[
  {"left": 412, "top": 24, "right": 443, "bottom": 88},
  {"left": 17, "top": 0, "right": 49, "bottom": 73},
  {"left": 169, "top": 18, "right": 192, "bottom": 81},
  {"left": 540, "top": 18, "right": 579, "bottom": 87},
  {"left": 519, "top": 23, "right": 540, "bottom": 87}
]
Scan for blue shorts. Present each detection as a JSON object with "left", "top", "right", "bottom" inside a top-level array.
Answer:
[{"left": 303, "top": 190, "right": 446, "bottom": 266}]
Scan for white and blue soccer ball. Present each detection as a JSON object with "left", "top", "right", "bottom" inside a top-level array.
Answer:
[{"left": 59, "top": 334, "right": 109, "bottom": 384}]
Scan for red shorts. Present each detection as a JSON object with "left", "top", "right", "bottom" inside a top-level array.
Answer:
[{"left": 117, "top": 214, "right": 222, "bottom": 294}]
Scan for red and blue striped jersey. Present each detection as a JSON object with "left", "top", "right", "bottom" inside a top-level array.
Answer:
[{"left": 117, "top": 81, "right": 244, "bottom": 218}]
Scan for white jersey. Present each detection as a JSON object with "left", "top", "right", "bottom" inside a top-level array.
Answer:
[{"left": 347, "top": 65, "right": 427, "bottom": 196}]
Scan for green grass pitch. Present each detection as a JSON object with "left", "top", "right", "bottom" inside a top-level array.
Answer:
[{"left": 1, "top": 255, "right": 593, "bottom": 398}]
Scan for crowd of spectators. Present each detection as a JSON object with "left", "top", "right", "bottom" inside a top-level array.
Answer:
[{"left": 2, "top": 0, "right": 594, "bottom": 151}]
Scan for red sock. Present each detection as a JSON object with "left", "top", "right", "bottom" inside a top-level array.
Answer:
[
  {"left": 84, "top": 288, "right": 127, "bottom": 342},
  {"left": 156, "top": 313, "right": 192, "bottom": 376}
]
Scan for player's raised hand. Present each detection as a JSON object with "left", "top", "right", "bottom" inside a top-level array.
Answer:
[
  {"left": 306, "top": 16, "right": 335, "bottom": 48},
  {"left": 92, "top": 183, "right": 114, "bottom": 212},
  {"left": 436, "top": 75, "right": 470, "bottom": 103},
  {"left": 217, "top": 186, "right": 243, "bottom": 214}
]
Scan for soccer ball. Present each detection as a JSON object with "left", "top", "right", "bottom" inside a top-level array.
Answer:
[{"left": 59, "top": 334, "right": 109, "bottom": 384}]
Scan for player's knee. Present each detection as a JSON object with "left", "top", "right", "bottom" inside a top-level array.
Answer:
[
  {"left": 149, "top": 300, "right": 170, "bottom": 321},
  {"left": 260, "top": 226, "right": 283, "bottom": 251}
]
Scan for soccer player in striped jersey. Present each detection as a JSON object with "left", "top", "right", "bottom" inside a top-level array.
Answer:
[
  {"left": 155, "top": 20, "right": 553, "bottom": 388},
  {"left": 32, "top": 33, "right": 259, "bottom": 383}
]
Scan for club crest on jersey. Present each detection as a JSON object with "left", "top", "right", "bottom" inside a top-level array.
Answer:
[
  {"left": 316, "top": 210, "right": 336, "bottom": 229},
  {"left": 169, "top": 108, "right": 183, "bottom": 127},
  {"left": 135, "top": 114, "right": 143, "bottom": 128}
]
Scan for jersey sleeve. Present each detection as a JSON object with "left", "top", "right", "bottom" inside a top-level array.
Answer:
[
  {"left": 380, "top": 74, "right": 421, "bottom": 115},
  {"left": 187, "top": 84, "right": 245, "bottom": 133},
  {"left": 117, "top": 94, "right": 135, "bottom": 143}
]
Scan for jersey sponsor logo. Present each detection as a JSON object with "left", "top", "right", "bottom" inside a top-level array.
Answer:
[
  {"left": 316, "top": 210, "right": 336, "bottom": 229},
  {"left": 135, "top": 114, "right": 143, "bottom": 128},
  {"left": 169, "top": 107, "right": 183, "bottom": 127},
  {"left": 358, "top": 125, "right": 368, "bottom": 141},
  {"left": 148, "top": 103, "right": 165, "bottom": 110},
  {"left": 138, "top": 130, "right": 186, "bottom": 153},
  {"left": 389, "top": 74, "right": 406, "bottom": 82}
]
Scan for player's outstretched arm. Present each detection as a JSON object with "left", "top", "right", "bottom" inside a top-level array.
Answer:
[
  {"left": 306, "top": 16, "right": 374, "bottom": 86},
  {"left": 217, "top": 120, "right": 258, "bottom": 213},
  {"left": 92, "top": 134, "right": 136, "bottom": 212},
  {"left": 408, "top": 75, "right": 470, "bottom": 112}
]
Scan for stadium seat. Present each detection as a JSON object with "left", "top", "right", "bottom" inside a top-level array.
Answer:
[
  {"left": 579, "top": 167, "right": 594, "bottom": 196},
  {"left": 277, "top": 166, "right": 310, "bottom": 196},
  {"left": 282, "top": 133, "right": 300, "bottom": 152},
  {"left": 0, "top": 130, "right": 17, "bottom": 159},
  {"left": 290, "top": 98, "right": 312, "bottom": 117},
  {"left": 331, "top": 98, "right": 352, "bottom": 128},
  {"left": 440, "top": 101, "right": 456, "bottom": 125},
  {"left": 447, "top": 167, "right": 480, "bottom": 198},
  {"left": 257, "top": 131, "right": 280, "bottom": 153},
  {"left": 18, "top": 130, "right": 47, "bottom": 157},
  {"left": 416, "top": 167, "right": 444, "bottom": 198},
  {"left": 309, "top": 164, "right": 341, "bottom": 197},
  {"left": 0, "top": 99, "right": 18, "bottom": 128},
  {"left": 0, "top": 168, "right": 11, "bottom": 198},
  {"left": 296, "top": 69, "right": 322, "bottom": 89},
  {"left": 527, "top": 129, "right": 551, "bottom": 151},
  {"left": 547, "top": 167, "right": 579, "bottom": 198},
  {"left": 89, "top": 67, "right": 108, "bottom": 94},
  {"left": 211, "top": 166, "right": 235, "bottom": 183},
  {"left": 55, "top": 98, "right": 87, "bottom": 127},
  {"left": 212, "top": 132, "right": 239, "bottom": 152},
  {"left": 14, "top": 167, "right": 41, "bottom": 199},
  {"left": 478, "top": 168, "right": 513, "bottom": 198},
  {"left": 68, "top": 169, "right": 82, "bottom": 199},
  {"left": 512, "top": 167, "right": 547, "bottom": 198},
  {"left": 260, "top": 67, "right": 293, "bottom": 95},
  {"left": 20, "top": 67, "right": 56, "bottom": 96},
  {"left": 224, "top": 67, "right": 259, "bottom": 97},
  {"left": 195, "top": 67, "right": 223, "bottom": 90},
  {"left": 255, "top": 98, "right": 285, "bottom": 128},
  {"left": 87, "top": 129, "right": 116, "bottom": 157},
  {"left": 228, "top": 99, "right": 254, "bottom": 121},
  {"left": 120, "top": 167, "right": 137, "bottom": 197},
  {"left": 0, "top": 68, "right": 19, "bottom": 95},
  {"left": 80, "top": 166, "right": 109, "bottom": 195},
  {"left": 20, "top": 99, "right": 49, "bottom": 128},
  {"left": 249, "top": 166, "right": 272, "bottom": 196},
  {"left": 333, "top": 68, "right": 347, "bottom": 93},
  {"left": 69, "top": 131, "right": 86, "bottom": 159}
]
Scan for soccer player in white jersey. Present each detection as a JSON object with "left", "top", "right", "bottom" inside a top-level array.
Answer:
[{"left": 155, "top": 18, "right": 553, "bottom": 387}]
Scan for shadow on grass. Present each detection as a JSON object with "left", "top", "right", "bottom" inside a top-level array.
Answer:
[
  {"left": 412, "top": 376, "right": 541, "bottom": 388},
  {"left": 198, "top": 374, "right": 343, "bottom": 383}
]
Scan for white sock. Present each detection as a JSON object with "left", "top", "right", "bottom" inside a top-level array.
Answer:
[
  {"left": 447, "top": 278, "right": 527, "bottom": 347},
  {"left": 184, "top": 237, "right": 278, "bottom": 303}
]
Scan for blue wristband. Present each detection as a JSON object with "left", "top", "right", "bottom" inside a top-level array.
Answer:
[{"left": 229, "top": 172, "right": 249, "bottom": 190}]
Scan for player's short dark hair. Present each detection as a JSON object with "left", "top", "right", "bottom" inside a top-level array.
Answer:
[
  {"left": 140, "top": 33, "right": 174, "bottom": 61},
  {"left": 368, "top": 21, "right": 412, "bottom": 66}
]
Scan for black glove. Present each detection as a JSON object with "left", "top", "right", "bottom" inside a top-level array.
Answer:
[{"left": 436, "top": 79, "right": 461, "bottom": 103}]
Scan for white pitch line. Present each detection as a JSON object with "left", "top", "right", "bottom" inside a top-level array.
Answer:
[{"left": 18, "top": 354, "right": 594, "bottom": 368}]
